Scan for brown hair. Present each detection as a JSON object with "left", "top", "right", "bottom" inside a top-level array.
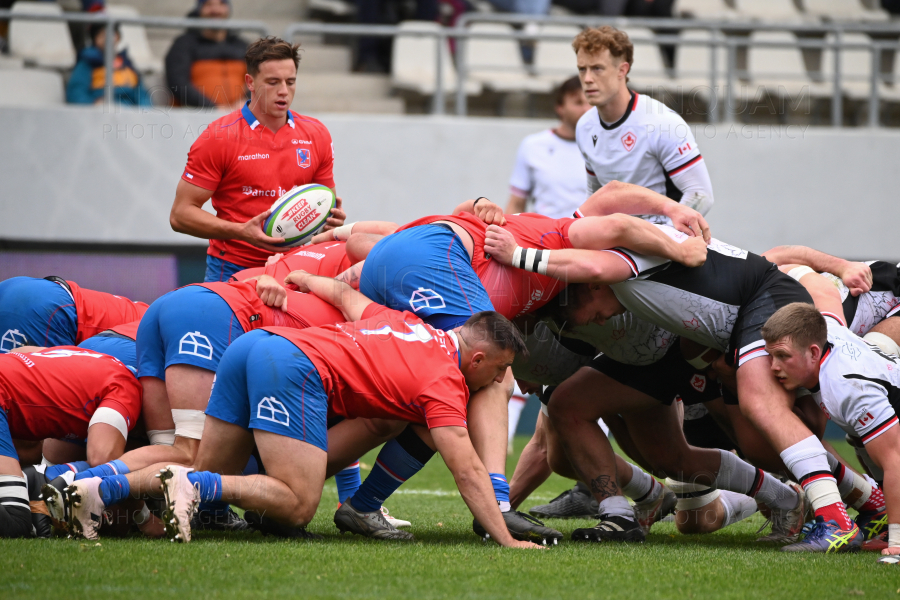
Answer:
[
  {"left": 245, "top": 36, "right": 301, "bottom": 76},
  {"left": 572, "top": 26, "right": 633, "bottom": 81},
  {"left": 554, "top": 75, "right": 583, "bottom": 106},
  {"left": 761, "top": 302, "right": 827, "bottom": 350},
  {"left": 463, "top": 311, "right": 528, "bottom": 357}
]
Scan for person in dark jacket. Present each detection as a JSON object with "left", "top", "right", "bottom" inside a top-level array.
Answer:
[
  {"left": 67, "top": 22, "right": 152, "bottom": 106},
  {"left": 165, "top": 0, "right": 248, "bottom": 108}
]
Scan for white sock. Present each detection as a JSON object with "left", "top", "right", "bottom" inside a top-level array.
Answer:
[
  {"left": 719, "top": 490, "right": 758, "bottom": 527},
  {"left": 780, "top": 435, "right": 842, "bottom": 511},
  {"left": 715, "top": 450, "right": 798, "bottom": 511},
  {"left": 621, "top": 463, "right": 657, "bottom": 504},
  {"left": 826, "top": 453, "right": 872, "bottom": 509},
  {"left": 598, "top": 495, "right": 635, "bottom": 520}
]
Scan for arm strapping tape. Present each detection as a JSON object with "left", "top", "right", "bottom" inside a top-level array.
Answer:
[
  {"left": 89, "top": 407, "right": 128, "bottom": 440},
  {"left": 332, "top": 221, "right": 357, "bottom": 242},
  {"left": 787, "top": 265, "right": 816, "bottom": 282},
  {"left": 512, "top": 246, "right": 550, "bottom": 276}
]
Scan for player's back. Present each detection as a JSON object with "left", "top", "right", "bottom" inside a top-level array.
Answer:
[
  {"left": 66, "top": 280, "right": 148, "bottom": 343},
  {"left": 196, "top": 281, "right": 343, "bottom": 330},
  {"left": 0, "top": 347, "right": 142, "bottom": 440},
  {"left": 267, "top": 305, "right": 469, "bottom": 428},
  {"left": 232, "top": 241, "right": 352, "bottom": 283}
]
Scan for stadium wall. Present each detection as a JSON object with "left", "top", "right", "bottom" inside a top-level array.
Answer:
[{"left": 1, "top": 106, "right": 897, "bottom": 262}]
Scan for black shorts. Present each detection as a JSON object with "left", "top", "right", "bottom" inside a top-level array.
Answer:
[
  {"left": 588, "top": 342, "right": 721, "bottom": 406},
  {"left": 682, "top": 410, "right": 739, "bottom": 453},
  {"left": 728, "top": 270, "right": 813, "bottom": 368}
]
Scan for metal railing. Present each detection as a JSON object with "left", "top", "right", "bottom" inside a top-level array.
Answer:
[{"left": 3, "top": 9, "right": 900, "bottom": 126}]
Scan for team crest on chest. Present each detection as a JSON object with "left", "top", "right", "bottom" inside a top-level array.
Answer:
[
  {"left": 690, "top": 374, "right": 707, "bottom": 392},
  {"left": 621, "top": 131, "right": 636, "bottom": 152},
  {"left": 297, "top": 148, "right": 312, "bottom": 168}
]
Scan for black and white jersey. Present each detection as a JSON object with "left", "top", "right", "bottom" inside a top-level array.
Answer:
[
  {"left": 814, "top": 313, "right": 900, "bottom": 444},
  {"left": 575, "top": 92, "right": 712, "bottom": 223},
  {"left": 820, "top": 261, "right": 900, "bottom": 337},
  {"left": 604, "top": 225, "right": 811, "bottom": 366},
  {"left": 557, "top": 312, "right": 676, "bottom": 366}
]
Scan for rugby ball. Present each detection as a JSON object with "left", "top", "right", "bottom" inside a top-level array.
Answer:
[{"left": 262, "top": 184, "right": 336, "bottom": 247}]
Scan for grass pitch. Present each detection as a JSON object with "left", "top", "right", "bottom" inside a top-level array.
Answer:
[{"left": 0, "top": 438, "right": 896, "bottom": 600}]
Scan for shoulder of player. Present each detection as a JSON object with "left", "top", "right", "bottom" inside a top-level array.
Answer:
[
  {"left": 575, "top": 110, "right": 599, "bottom": 142},
  {"left": 288, "top": 112, "right": 332, "bottom": 138}
]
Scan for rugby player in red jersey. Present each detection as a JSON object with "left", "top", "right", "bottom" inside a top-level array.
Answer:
[
  {"left": 67, "top": 272, "right": 541, "bottom": 549},
  {"left": 168, "top": 37, "right": 346, "bottom": 283},
  {"left": 0, "top": 276, "right": 147, "bottom": 353},
  {"left": 0, "top": 346, "right": 142, "bottom": 537}
]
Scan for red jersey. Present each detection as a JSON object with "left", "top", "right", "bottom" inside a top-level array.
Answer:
[
  {"left": 182, "top": 104, "right": 336, "bottom": 268},
  {"left": 108, "top": 320, "right": 140, "bottom": 341},
  {"left": 0, "top": 347, "right": 142, "bottom": 442},
  {"left": 63, "top": 280, "right": 148, "bottom": 344},
  {"left": 196, "top": 281, "right": 344, "bottom": 332},
  {"left": 266, "top": 304, "right": 469, "bottom": 429},
  {"left": 231, "top": 241, "right": 351, "bottom": 285},
  {"left": 399, "top": 213, "right": 575, "bottom": 319}
]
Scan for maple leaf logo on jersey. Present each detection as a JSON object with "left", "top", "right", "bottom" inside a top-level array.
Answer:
[
  {"left": 297, "top": 148, "right": 311, "bottom": 169},
  {"left": 682, "top": 318, "right": 701, "bottom": 331},
  {"left": 621, "top": 132, "right": 636, "bottom": 152},
  {"left": 690, "top": 374, "right": 707, "bottom": 392}
]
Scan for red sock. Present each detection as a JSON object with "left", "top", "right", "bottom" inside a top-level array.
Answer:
[
  {"left": 815, "top": 502, "right": 853, "bottom": 530},
  {"left": 859, "top": 485, "right": 886, "bottom": 513}
]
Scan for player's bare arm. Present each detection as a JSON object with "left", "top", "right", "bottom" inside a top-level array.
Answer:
[
  {"left": 577, "top": 180, "right": 711, "bottom": 242},
  {"left": 309, "top": 220, "right": 399, "bottom": 245},
  {"left": 430, "top": 425, "right": 543, "bottom": 549},
  {"left": 860, "top": 425, "right": 900, "bottom": 556},
  {"left": 763, "top": 245, "right": 872, "bottom": 296},
  {"left": 170, "top": 179, "right": 287, "bottom": 252},
  {"left": 285, "top": 270, "right": 372, "bottom": 321},
  {"left": 85, "top": 422, "right": 128, "bottom": 466},
  {"left": 778, "top": 264, "right": 846, "bottom": 317},
  {"left": 568, "top": 214, "right": 707, "bottom": 266}
]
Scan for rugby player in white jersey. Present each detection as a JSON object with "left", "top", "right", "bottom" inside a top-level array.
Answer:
[
  {"left": 762, "top": 271, "right": 900, "bottom": 560},
  {"left": 573, "top": 26, "right": 714, "bottom": 222}
]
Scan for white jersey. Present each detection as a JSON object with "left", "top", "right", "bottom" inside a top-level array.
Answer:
[
  {"left": 813, "top": 313, "right": 900, "bottom": 445},
  {"left": 575, "top": 92, "right": 712, "bottom": 224},
  {"left": 819, "top": 261, "right": 900, "bottom": 337},
  {"left": 509, "top": 130, "right": 587, "bottom": 219}
]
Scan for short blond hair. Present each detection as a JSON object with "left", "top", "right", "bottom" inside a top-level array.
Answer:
[
  {"left": 572, "top": 26, "right": 634, "bottom": 75},
  {"left": 761, "top": 303, "right": 827, "bottom": 349}
]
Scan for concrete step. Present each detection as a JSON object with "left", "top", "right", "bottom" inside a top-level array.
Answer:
[
  {"left": 298, "top": 44, "right": 352, "bottom": 73},
  {"left": 292, "top": 95, "right": 405, "bottom": 114},
  {"left": 296, "top": 72, "right": 391, "bottom": 98}
]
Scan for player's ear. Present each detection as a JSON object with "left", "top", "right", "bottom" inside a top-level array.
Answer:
[
  {"left": 809, "top": 343, "right": 823, "bottom": 362},
  {"left": 470, "top": 350, "right": 486, "bottom": 367},
  {"left": 245, "top": 73, "right": 254, "bottom": 92}
]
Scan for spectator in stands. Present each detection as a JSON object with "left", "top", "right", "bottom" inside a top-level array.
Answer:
[
  {"left": 356, "top": 0, "right": 438, "bottom": 72},
  {"left": 487, "top": 0, "right": 550, "bottom": 16},
  {"left": 67, "top": 22, "right": 152, "bottom": 106},
  {"left": 505, "top": 76, "right": 590, "bottom": 218},
  {"left": 165, "top": 0, "right": 248, "bottom": 108}
]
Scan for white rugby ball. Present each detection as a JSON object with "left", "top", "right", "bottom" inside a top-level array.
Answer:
[{"left": 262, "top": 184, "right": 336, "bottom": 247}]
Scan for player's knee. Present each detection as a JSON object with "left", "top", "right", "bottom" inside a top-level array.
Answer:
[
  {"left": 363, "top": 418, "right": 405, "bottom": 439},
  {"left": 675, "top": 506, "right": 722, "bottom": 535},
  {"left": 0, "top": 504, "right": 33, "bottom": 538}
]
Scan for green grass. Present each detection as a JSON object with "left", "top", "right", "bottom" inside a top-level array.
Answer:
[{"left": 1, "top": 438, "right": 896, "bottom": 600}]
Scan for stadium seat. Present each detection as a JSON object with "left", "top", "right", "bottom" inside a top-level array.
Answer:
[
  {"left": 673, "top": 29, "right": 725, "bottom": 97},
  {"left": 463, "top": 23, "right": 553, "bottom": 93},
  {"left": 105, "top": 5, "right": 164, "bottom": 74},
  {"left": 731, "top": 0, "right": 813, "bottom": 22},
  {"left": 821, "top": 33, "right": 900, "bottom": 102},
  {"left": 0, "top": 56, "right": 25, "bottom": 70},
  {"left": 532, "top": 24, "right": 582, "bottom": 86},
  {"left": 801, "top": 0, "right": 889, "bottom": 20},
  {"left": 621, "top": 27, "right": 673, "bottom": 93},
  {"left": 0, "top": 68, "right": 65, "bottom": 107},
  {"left": 745, "top": 30, "right": 832, "bottom": 98},
  {"left": 9, "top": 1, "right": 77, "bottom": 69},
  {"left": 390, "top": 21, "right": 481, "bottom": 96},
  {"left": 672, "top": 0, "right": 740, "bottom": 19}
]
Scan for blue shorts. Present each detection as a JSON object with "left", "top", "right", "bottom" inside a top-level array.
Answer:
[
  {"left": 0, "top": 276, "right": 78, "bottom": 352},
  {"left": 78, "top": 332, "right": 138, "bottom": 375},
  {"left": 205, "top": 329, "right": 328, "bottom": 452},
  {"left": 204, "top": 255, "right": 247, "bottom": 283},
  {"left": 0, "top": 409, "right": 17, "bottom": 460},
  {"left": 136, "top": 286, "right": 244, "bottom": 379},
  {"left": 359, "top": 225, "right": 494, "bottom": 330}
]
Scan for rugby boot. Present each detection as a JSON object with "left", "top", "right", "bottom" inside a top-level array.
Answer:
[
  {"left": 572, "top": 514, "right": 645, "bottom": 543},
  {"left": 158, "top": 466, "right": 200, "bottom": 543},
  {"left": 780, "top": 516, "right": 863, "bottom": 553},
  {"left": 334, "top": 498, "right": 414, "bottom": 540},
  {"left": 474, "top": 510, "right": 563, "bottom": 545},
  {"left": 634, "top": 485, "right": 677, "bottom": 536},
  {"left": 529, "top": 482, "right": 598, "bottom": 519},
  {"left": 245, "top": 510, "right": 323, "bottom": 539}
]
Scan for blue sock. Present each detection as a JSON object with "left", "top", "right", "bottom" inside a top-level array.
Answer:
[
  {"left": 198, "top": 459, "right": 256, "bottom": 515},
  {"left": 74, "top": 459, "right": 130, "bottom": 481},
  {"left": 335, "top": 461, "right": 361, "bottom": 504},
  {"left": 352, "top": 429, "right": 434, "bottom": 512},
  {"left": 45, "top": 461, "right": 90, "bottom": 480},
  {"left": 186, "top": 471, "right": 223, "bottom": 503},
  {"left": 98, "top": 474, "right": 131, "bottom": 507},
  {"left": 490, "top": 473, "right": 511, "bottom": 512}
]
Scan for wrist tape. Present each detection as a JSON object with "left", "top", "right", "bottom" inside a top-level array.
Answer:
[
  {"left": 332, "top": 222, "right": 357, "bottom": 242},
  {"left": 891, "top": 523, "right": 900, "bottom": 548},
  {"left": 512, "top": 246, "right": 550, "bottom": 276}
]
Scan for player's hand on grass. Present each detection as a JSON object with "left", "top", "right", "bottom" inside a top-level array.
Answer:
[
  {"left": 882, "top": 546, "right": 900, "bottom": 556},
  {"left": 242, "top": 209, "right": 288, "bottom": 253},
  {"left": 321, "top": 196, "right": 347, "bottom": 231},
  {"left": 256, "top": 275, "right": 288, "bottom": 311},
  {"left": 664, "top": 202, "right": 711, "bottom": 243},
  {"left": 473, "top": 197, "right": 507, "bottom": 226},
  {"left": 838, "top": 261, "right": 873, "bottom": 296},
  {"left": 484, "top": 225, "right": 517, "bottom": 265},
  {"left": 504, "top": 540, "right": 546, "bottom": 549},
  {"left": 284, "top": 269, "right": 314, "bottom": 293},
  {"left": 678, "top": 236, "right": 708, "bottom": 268}
]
